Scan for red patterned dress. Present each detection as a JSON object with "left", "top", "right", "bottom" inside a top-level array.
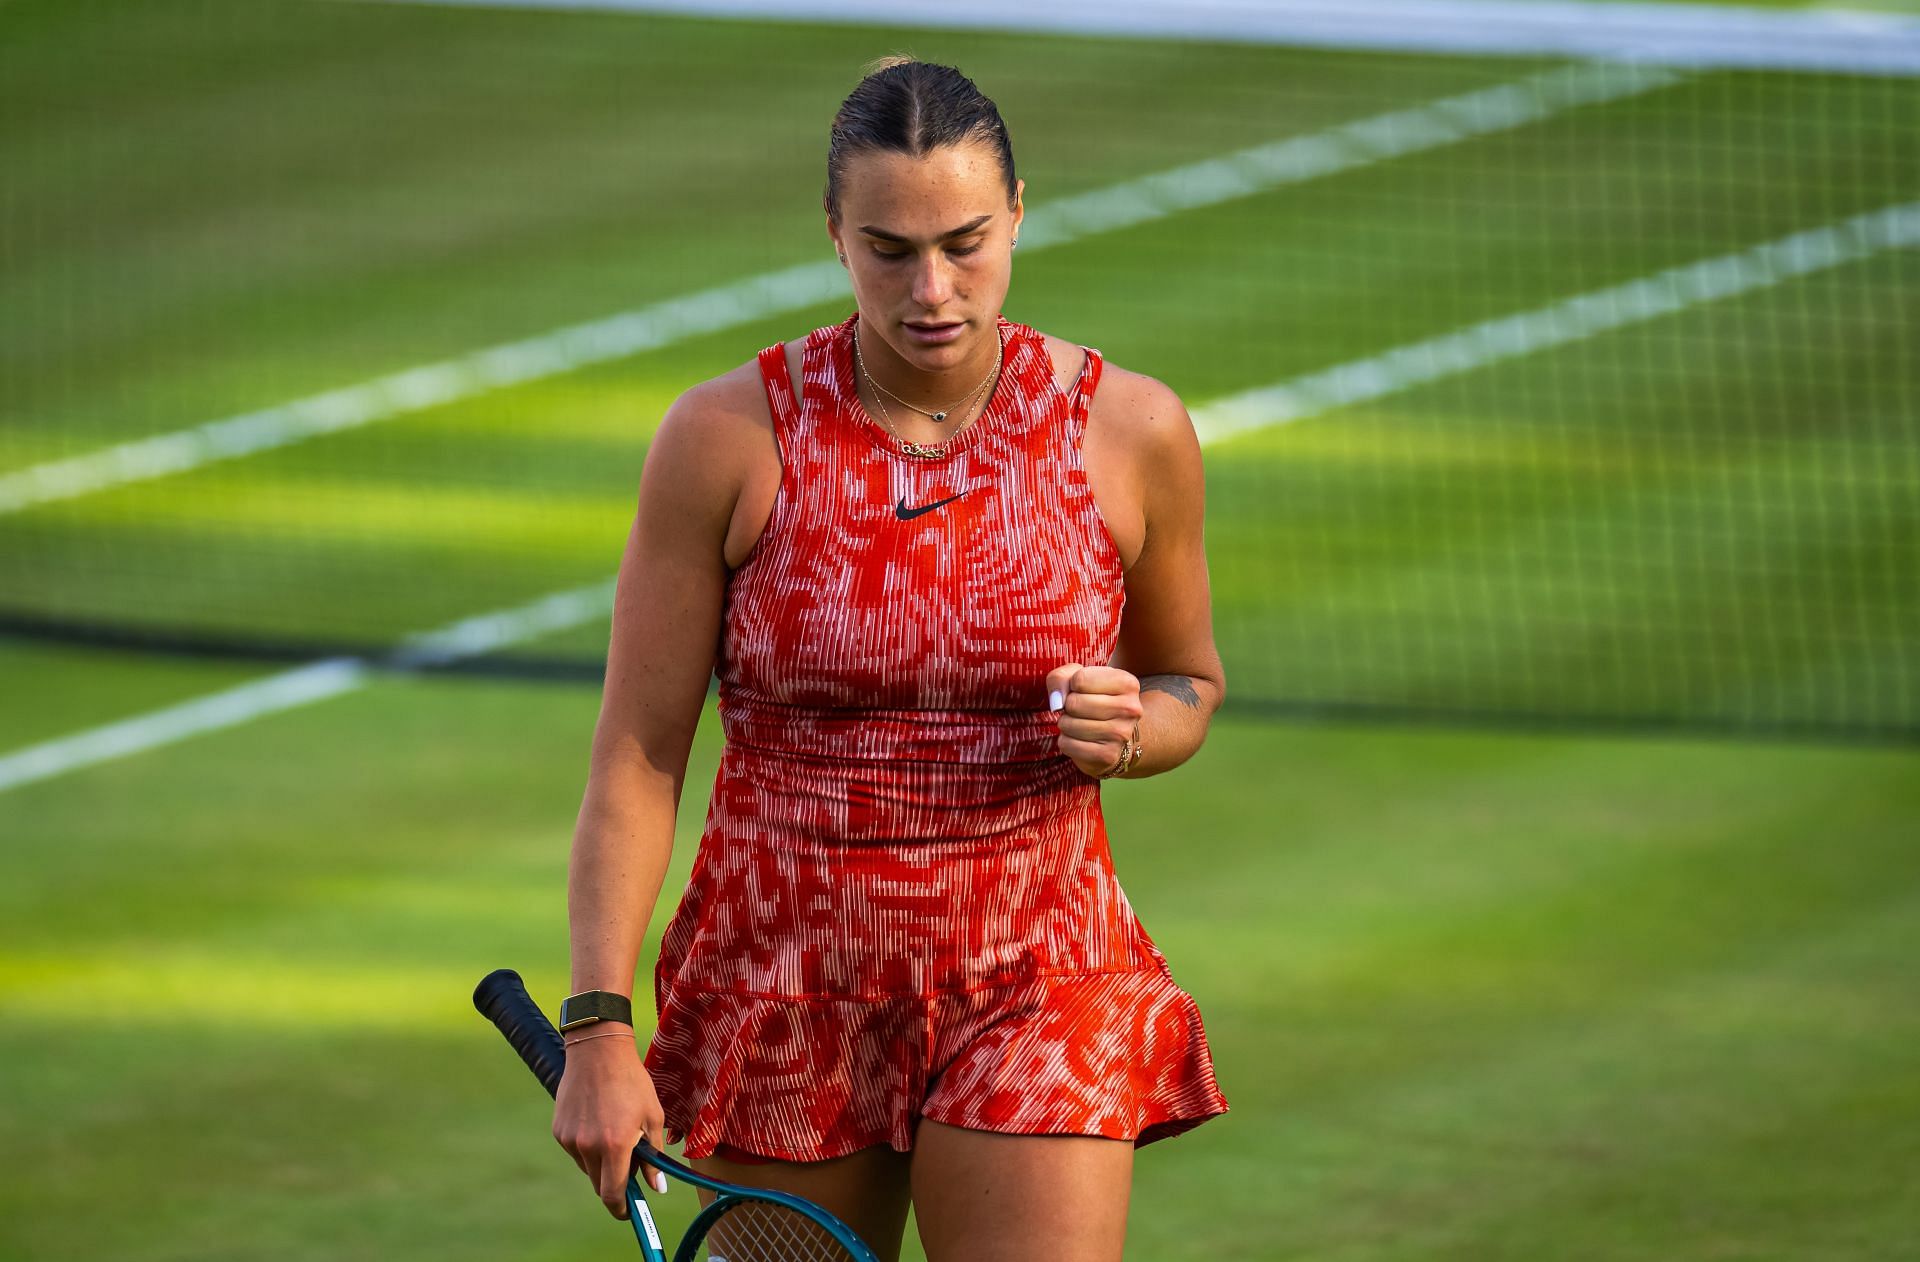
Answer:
[{"left": 642, "top": 310, "right": 1228, "bottom": 1163}]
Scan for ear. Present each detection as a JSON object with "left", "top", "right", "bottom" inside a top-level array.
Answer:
[{"left": 1011, "top": 179, "right": 1025, "bottom": 235}]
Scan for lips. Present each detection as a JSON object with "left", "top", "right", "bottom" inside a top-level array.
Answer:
[{"left": 903, "top": 319, "right": 966, "bottom": 345}]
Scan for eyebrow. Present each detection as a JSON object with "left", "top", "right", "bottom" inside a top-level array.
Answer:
[{"left": 858, "top": 214, "right": 993, "bottom": 244}]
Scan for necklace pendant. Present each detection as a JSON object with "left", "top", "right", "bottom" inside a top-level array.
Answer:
[{"left": 931, "top": 410, "right": 947, "bottom": 422}]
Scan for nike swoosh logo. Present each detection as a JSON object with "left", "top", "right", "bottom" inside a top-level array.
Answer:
[{"left": 895, "top": 490, "right": 971, "bottom": 520}]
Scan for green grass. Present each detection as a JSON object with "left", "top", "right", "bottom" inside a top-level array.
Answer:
[
  {"left": 2, "top": 1, "right": 1918, "bottom": 1258},
  {"left": 4, "top": 1, "right": 1914, "bottom": 733},
  {"left": 1, "top": 674, "right": 1914, "bottom": 1259}
]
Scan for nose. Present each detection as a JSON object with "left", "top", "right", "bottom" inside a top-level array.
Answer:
[{"left": 912, "top": 251, "right": 955, "bottom": 309}]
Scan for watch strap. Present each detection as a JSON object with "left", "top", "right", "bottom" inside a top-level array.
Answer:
[{"left": 559, "top": 990, "right": 633, "bottom": 1031}]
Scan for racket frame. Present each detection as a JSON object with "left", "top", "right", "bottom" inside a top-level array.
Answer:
[{"left": 473, "top": 967, "right": 881, "bottom": 1262}]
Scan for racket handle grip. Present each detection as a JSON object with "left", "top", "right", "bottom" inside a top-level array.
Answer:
[
  {"left": 473, "top": 967, "right": 569, "bottom": 1097},
  {"left": 473, "top": 967, "right": 670, "bottom": 1180}
]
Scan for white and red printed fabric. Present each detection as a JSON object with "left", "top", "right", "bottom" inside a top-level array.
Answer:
[{"left": 643, "top": 311, "right": 1229, "bottom": 1163}]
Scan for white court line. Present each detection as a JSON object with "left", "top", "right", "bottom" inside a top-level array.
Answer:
[
  {"left": 4, "top": 197, "right": 1914, "bottom": 794},
  {"left": 0, "top": 581, "right": 616, "bottom": 794},
  {"left": 0, "top": 60, "right": 1682, "bottom": 516},
  {"left": 1190, "top": 200, "right": 1920, "bottom": 445},
  {"left": 351, "top": 0, "right": 1920, "bottom": 77}
]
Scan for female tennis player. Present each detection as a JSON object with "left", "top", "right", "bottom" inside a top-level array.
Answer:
[{"left": 551, "top": 56, "right": 1229, "bottom": 1261}]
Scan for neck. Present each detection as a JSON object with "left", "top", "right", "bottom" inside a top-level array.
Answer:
[{"left": 854, "top": 316, "right": 1002, "bottom": 411}]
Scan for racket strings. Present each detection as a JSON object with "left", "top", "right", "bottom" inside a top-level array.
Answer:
[{"left": 697, "top": 1196, "right": 860, "bottom": 1261}]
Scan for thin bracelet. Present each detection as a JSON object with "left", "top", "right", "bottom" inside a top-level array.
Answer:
[{"left": 564, "top": 1028, "right": 636, "bottom": 1047}]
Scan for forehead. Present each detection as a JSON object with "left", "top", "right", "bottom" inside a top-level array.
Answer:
[{"left": 838, "top": 141, "right": 1007, "bottom": 227}]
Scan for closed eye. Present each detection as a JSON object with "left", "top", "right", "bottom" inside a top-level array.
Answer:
[{"left": 873, "top": 243, "right": 985, "bottom": 259}]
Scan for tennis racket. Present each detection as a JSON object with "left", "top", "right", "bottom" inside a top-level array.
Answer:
[{"left": 473, "top": 968, "right": 881, "bottom": 1262}]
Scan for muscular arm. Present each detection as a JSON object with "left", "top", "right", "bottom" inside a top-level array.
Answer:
[
  {"left": 568, "top": 378, "right": 744, "bottom": 1007},
  {"left": 1106, "top": 375, "right": 1226, "bottom": 778}
]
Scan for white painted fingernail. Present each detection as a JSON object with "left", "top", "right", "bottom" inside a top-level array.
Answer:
[
  {"left": 653, "top": 1170, "right": 668, "bottom": 1194},
  {"left": 1049, "top": 689, "right": 1063, "bottom": 711}
]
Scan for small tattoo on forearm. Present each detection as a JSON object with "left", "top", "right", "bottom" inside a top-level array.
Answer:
[{"left": 1141, "top": 674, "right": 1201, "bottom": 708}]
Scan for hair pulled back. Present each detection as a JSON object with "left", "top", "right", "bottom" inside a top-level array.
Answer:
[{"left": 824, "top": 55, "right": 1018, "bottom": 224}]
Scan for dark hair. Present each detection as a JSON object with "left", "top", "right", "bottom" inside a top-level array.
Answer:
[{"left": 823, "top": 55, "right": 1018, "bottom": 224}]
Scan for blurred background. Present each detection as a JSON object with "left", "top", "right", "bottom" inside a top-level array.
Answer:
[{"left": 2, "top": 0, "right": 1915, "bottom": 1257}]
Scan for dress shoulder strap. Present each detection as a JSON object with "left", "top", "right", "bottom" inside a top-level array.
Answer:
[
  {"left": 755, "top": 341, "right": 801, "bottom": 446},
  {"left": 1067, "top": 345, "right": 1105, "bottom": 436}
]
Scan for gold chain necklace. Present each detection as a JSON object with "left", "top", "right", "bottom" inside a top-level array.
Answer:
[
  {"left": 862, "top": 329, "right": 1002, "bottom": 422},
  {"left": 853, "top": 324, "right": 1003, "bottom": 459}
]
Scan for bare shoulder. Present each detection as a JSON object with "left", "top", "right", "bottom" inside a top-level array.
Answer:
[
  {"left": 670, "top": 356, "right": 770, "bottom": 432},
  {"left": 1086, "top": 359, "right": 1201, "bottom": 463},
  {"left": 1026, "top": 325, "right": 1194, "bottom": 452},
  {"left": 644, "top": 357, "right": 773, "bottom": 525},
  {"left": 1033, "top": 330, "right": 1090, "bottom": 395}
]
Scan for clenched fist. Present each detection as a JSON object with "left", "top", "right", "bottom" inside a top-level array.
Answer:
[{"left": 1046, "top": 663, "right": 1143, "bottom": 778}]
